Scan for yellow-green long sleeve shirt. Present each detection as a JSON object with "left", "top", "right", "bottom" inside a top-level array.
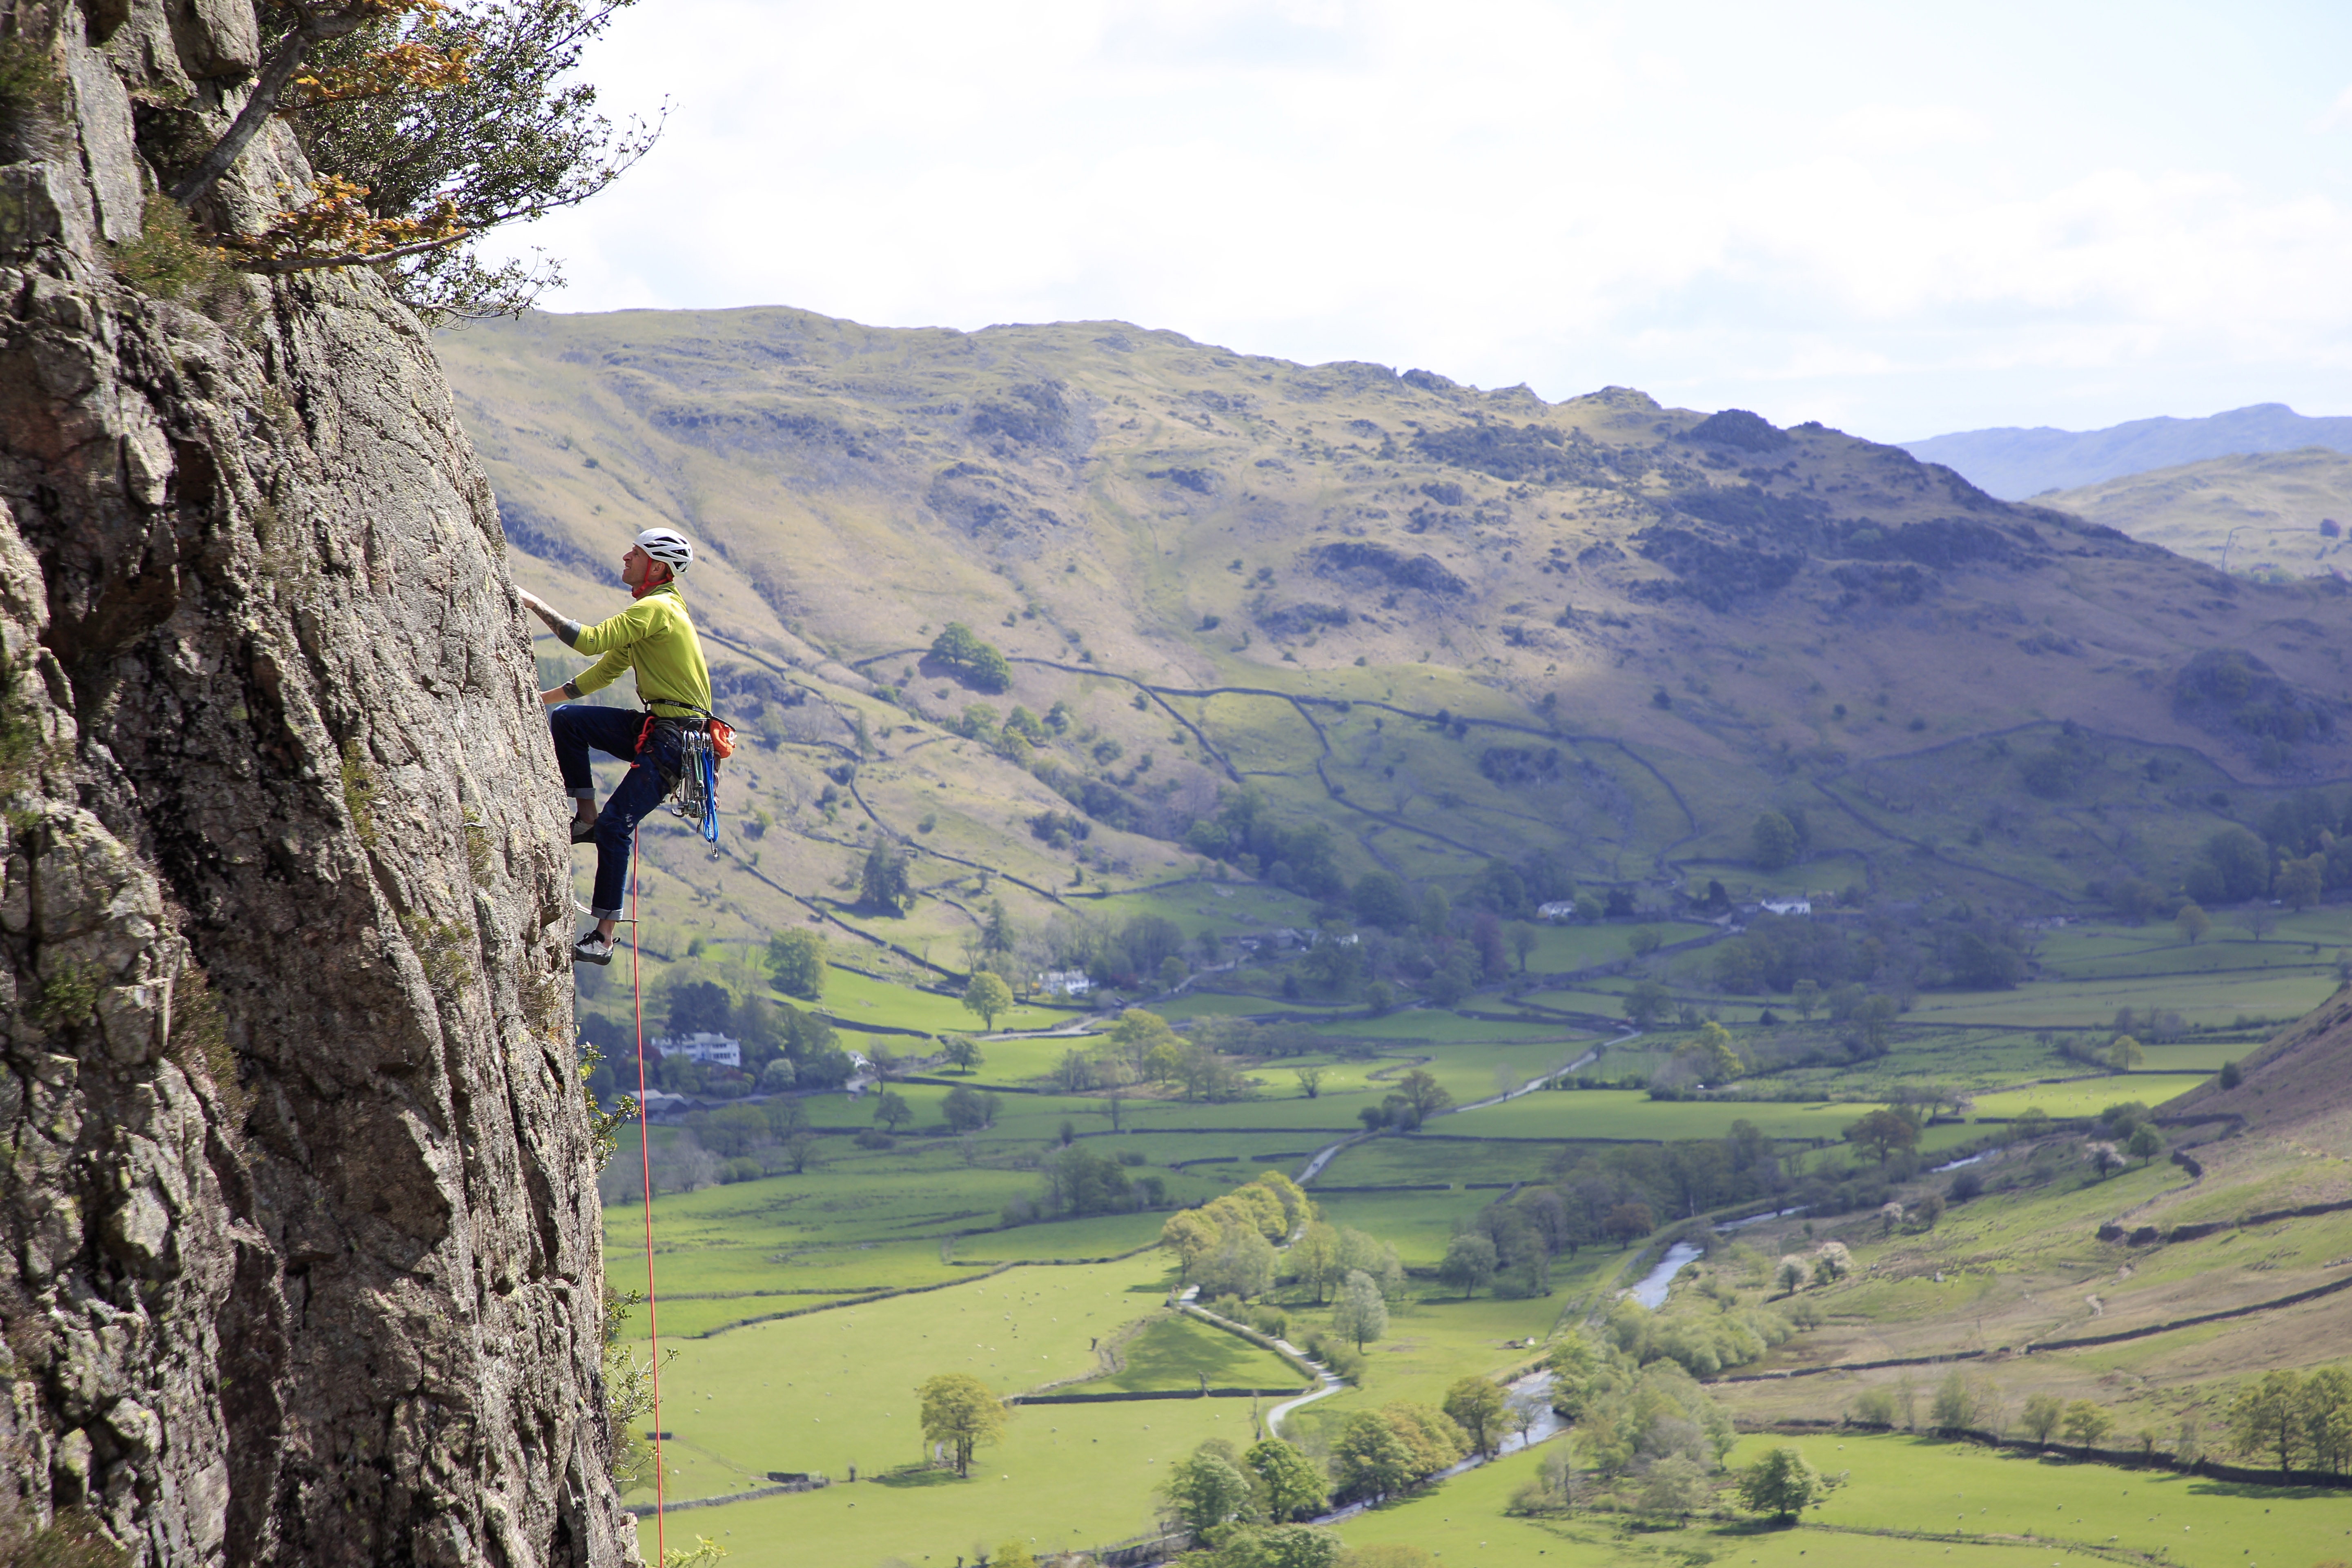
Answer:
[{"left": 566, "top": 583, "right": 712, "bottom": 716}]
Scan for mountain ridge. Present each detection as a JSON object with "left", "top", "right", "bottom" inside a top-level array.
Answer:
[
  {"left": 438, "top": 306, "right": 2352, "bottom": 949},
  {"left": 1901, "top": 402, "right": 2352, "bottom": 499}
]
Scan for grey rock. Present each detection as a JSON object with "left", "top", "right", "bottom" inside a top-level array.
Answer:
[
  {"left": 65, "top": 43, "right": 143, "bottom": 244},
  {"left": 0, "top": 6, "right": 628, "bottom": 1566}
]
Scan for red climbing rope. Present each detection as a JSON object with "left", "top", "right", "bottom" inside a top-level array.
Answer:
[{"left": 629, "top": 832, "right": 666, "bottom": 1561}]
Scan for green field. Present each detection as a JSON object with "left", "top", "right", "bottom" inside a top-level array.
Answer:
[
  {"left": 1968, "top": 1074, "right": 2209, "bottom": 1121},
  {"left": 1331, "top": 1429, "right": 2352, "bottom": 1568},
  {"left": 591, "top": 881, "right": 2352, "bottom": 1567},
  {"left": 1065, "top": 1313, "right": 1307, "bottom": 1394}
]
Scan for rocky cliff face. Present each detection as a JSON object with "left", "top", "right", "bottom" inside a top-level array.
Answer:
[{"left": 0, "top": 2, "right": 626, "bottom": 1564}]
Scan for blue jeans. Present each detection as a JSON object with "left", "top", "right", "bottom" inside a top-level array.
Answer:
[{"left": 549, "top": 704, "right": 682, "bottom": 918}]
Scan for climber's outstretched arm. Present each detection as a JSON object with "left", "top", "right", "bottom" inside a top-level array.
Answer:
[{"left": 517, "top": 589, "right": 588, "bottom": 705}]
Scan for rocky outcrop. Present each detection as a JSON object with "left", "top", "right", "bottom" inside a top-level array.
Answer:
[{"left": 0, "top": 2, "right": 626, "bottom": 1564}]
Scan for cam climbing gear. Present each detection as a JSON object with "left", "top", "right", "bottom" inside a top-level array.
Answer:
[{"left": 633, "top": 704, "right": 732, "bottom": 858}]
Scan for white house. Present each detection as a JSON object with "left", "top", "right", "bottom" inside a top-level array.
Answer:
[
  {"left": 648, "top": 1031, "right": 742, "bottom": 1067},
  {"left": 1036, "top": 970, "right": 1094, "bottom": 997},
  {"left": 1536, "top": 900, "right": 1579, "bottom": 922},
  {"left": 1758, "top": 898, "right": 1812, "bottom": 917}
]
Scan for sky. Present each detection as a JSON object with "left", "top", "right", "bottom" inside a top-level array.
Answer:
[{"left": 483, "top": 0, "right": 2352, "bottom": 441}]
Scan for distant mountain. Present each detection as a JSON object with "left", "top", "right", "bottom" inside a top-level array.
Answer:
[
  {"left": 1901, "top": 404, "right": 2352, "bottom": 500},
  {"left": 2040, "top": 447, "right": 2352, "bottom": 581}
]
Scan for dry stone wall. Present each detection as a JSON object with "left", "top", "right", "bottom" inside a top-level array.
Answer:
[{"left": 0, "top": 1, "right": 626, "bottom": 1562}]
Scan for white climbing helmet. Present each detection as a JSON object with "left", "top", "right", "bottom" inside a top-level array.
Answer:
[{"left": 635, "top": 526, "right": 693, "bottom": 575}]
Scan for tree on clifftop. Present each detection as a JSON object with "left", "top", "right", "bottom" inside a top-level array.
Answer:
[{"left": 167, "top": 0, "right": 660, "bottom": 317}]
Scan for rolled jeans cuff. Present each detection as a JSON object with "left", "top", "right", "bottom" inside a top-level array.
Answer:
[
  {"left": 589, "top": 905, "right": 624, "bottom": 920},
  {"left": 568, "top": 786, "right": 597, "bottom": 802}
]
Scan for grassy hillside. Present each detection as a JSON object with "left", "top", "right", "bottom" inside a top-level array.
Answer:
[
  {"left": 2041, "top": 445, "right": 2352, "bottom": 582},
  {"left": 441, "top": 307, "right": 2352, "bottom": 986}
]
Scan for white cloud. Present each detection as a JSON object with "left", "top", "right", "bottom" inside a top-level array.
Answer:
[{"left": 477, "top": 0, "right": 2352, "bottom": 436}]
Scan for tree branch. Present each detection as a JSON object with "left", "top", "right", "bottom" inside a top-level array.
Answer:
[
  {"left": 238, "top": 227, "right": 472, "bottom": 272},
  {"left": 170, "top": 6, "right": 378, "bottom": 207}
]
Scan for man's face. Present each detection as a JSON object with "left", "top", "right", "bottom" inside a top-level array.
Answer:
[{"left": 621, "top": 545, "right": 653, "bottom": 587}]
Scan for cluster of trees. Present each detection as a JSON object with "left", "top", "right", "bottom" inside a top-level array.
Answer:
[
  {"left": 929, "top": 622, "right": 1013, "bottom": 692},
  {"left": 1710, "top": 908, "right": 2026, "bottom": 998},
  {"left": 1354, "top": 1068, "right": 1452, "bottom": 1132},
  {"left": 1598, "top": 1284, "right": 1808, "bottom": 1380},
  {"left": 2228, "top": 1365, "right": 2352, "bottom": 1476},
  {"left": 1159, "top": 1435, "right": 1333, "bottom": 1551},
  {"left": 1041, "top": 912, "right": 1192, "bottom": 992},
  {"left": 1539, "top": 1333, "right": 1733, "bottom": 1484},
  {"left": 579, "top": 962, "right": 855, "bottom": 1103},
  {"left": 1750, "top": 808, "right": 1811, "bottom": 870},
  {"left": 1051, "top": 1009, "right": 1253, "bottom": 1103},
  {"left": 1330, "top": 1403, "right": 1471, "bottom": 1504},
  {"left": 2106, "top": 798, "right": 2352, "bottom": 917},
  {"left": 1545, "top": 1122, "right": 1786, "bottom": 1230},
  {"left": 1182, "top": 791, "right": 1347, "bottom": 898},
  {"left": 1289, "top": 1222, "right": 1408, "bottom": 1307},
  {"left": 2018, "top": 1393, "right": 2118, "bottom": 1453},
  {"left": 1157, "top": 1174, "right": 1314, "bottom": 1298},
  {"left": 603, "top": 1094, "right": 831, "bottom": 1199}
]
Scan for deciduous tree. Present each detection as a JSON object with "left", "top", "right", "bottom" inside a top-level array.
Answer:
[
  {"left": 1733, "top": 1445, "right": 1824, "bottom": 1523},
  {"left": 1395, "top": 1068, "right": 1452, "bottom": 1125},
  {"left": 917, "top": 1372, "right": 1007, "bottom": 1476},
  {"left": 2231, "top": 1369, "right": 2307, "bottom": 1476},
  {"left": 1160, "top": 1448, "right": 1255, "bottom": 1540},
  {"left": 766, "top": 928, "right": 827, "bottom": 999},
  {"left": 1245, "top": 1438, "right": 1330, "bottom": 1522},
  {"left": 1843, "top": 1108, "right": 1917, "bottom": 1165},
  {"left": 1442, "top": 1377, "right": 1507, "bottom": 1457},
  {"left": 962, "top": 971, "right": 1013, "bottom": 1032},
  {"left": 1333, "top": 1269, "right": 1388, "bottom": 1350},
  {"left": 2062, "top": 1400, "right": 2113, "bottom": 1454},
  {"left": 1439, "top": 1234, "right": 1498, "bottom": 1298}
]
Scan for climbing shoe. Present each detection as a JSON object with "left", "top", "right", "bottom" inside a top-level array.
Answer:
[
  {"left": 570, "top": 820, "right": 598, "bottom": 845},
  {"left": 573, "top": 930, "right": 616, "bottom": 966}
]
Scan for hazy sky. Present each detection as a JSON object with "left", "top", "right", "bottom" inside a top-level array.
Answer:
[{"left": 486, "top": 0, "right": 2352, "bottom": 440}]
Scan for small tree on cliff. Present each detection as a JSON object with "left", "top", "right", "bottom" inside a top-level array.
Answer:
[{"left": 164, "top": 0, "right": 659, "bottom": 318}]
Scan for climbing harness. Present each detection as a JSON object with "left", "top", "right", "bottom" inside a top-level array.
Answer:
[
  {"left": 636, "top": 706, "right": 734, "bottom": 860},
  {"left": 628, "top": 833, "right": 667, "bottom": 1561}
]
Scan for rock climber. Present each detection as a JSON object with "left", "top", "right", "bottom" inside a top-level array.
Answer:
[{"left": 517, "top": 526, "right": 713, "bottom": 966}]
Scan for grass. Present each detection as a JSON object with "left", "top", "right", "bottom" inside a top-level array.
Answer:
[
  {"left": 622, "top": 1254, "right": 1173, "bottom": 1501},
  {"left": 1331, "top": 1429, "right": 2352, "bottom": 1568},
  {"left": 1066, "top": 1313, "right": 1307, "bottom": 1393},
  {"left": 637, "top": 1396, "right": 1236, "bottom": 1563},
  {"left": 1967, "top": 1075, "right": 2211, "bottom": 1120},
  {"left": 577, "top": 863, "right": 2352, "bottom": 1564},
  {"left": 821, "top": 962, "right": 1064, "bottom": 1035}
]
